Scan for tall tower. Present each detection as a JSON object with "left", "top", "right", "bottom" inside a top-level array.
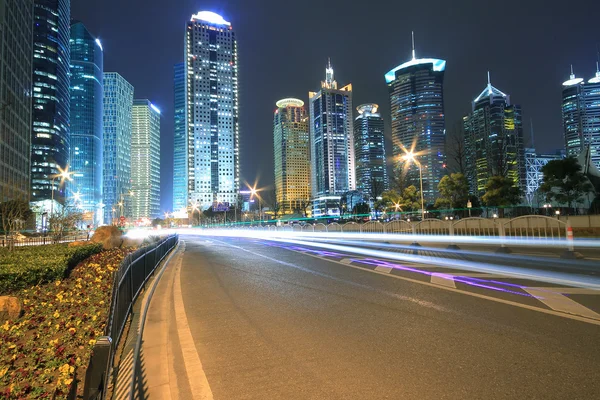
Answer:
[
  {"left": 309, "top": 60, "right": 354, "bottom": 217},
  {"left": 385, "top": 35, "right": 446, "bottom": 205},
  {"left": 561, "top": 64, "right": 600, "bottom": 169},
  {"left": 69, "top": 21, "right": 103, "bottom": 225},
  {"left": 464, "top": 73, "right": 525, "bottom": 196},
  {"left": 131, "top": 100, "right": 161, "bottom": 221},
  {"left": 353, "top": 103, "right": 388, "bottom": 198},
  {"left": 102, "top": 72, "right": 133, "bottom": 223},
  {"left": 0, "top": 0, "right": 33, "bottom": 202},
  {"left": 273, "top": 98, "right": 310, "bottom": 215},
  {"left": 172, "top": 62, "right": 187, "bottom": 213},
  {"left": 185, "top": 11, "right": 239, "bottom": 210},
  {"left": 30, "top": 0, "right": 71, "bottom": 206}
]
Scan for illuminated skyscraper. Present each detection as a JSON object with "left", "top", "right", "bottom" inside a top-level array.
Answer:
[
  {"left": 353, "top": 103, "right": 387, "bottom": 198},
  {"left": 562, "top": 64, "right": 600, "bottom": 169},
  {"left": 273, "top": 98, "right": 310, "bottom": 214},
  {"left": 131, "top": 100, "right": 161, "bottom": 220},
  {"left": 464, "top": 73, "right": 525, "bottom": 196},
  {"left": 309, "top": 60, "right": 355, "bottom": 217},
  {"left": 184, "top": 11, "right": 239, "bottom": 210},
  {"left": 385, "top": 35, "right": 446, "bottom": 205},
  {"left": 102, "top": 72, "right": 133, "bottom": 223},
  {"left": 172, "top": 62, "right": 187, "bottom": 212},
  {"left": 30, "top": 0, "right": 71, "bottom": 205},
  {"left": 69, "top": 21, "right": 103, "bottom": 224},
  {"left": 0, "top": 0, "right": 33, "bottom": 202}
]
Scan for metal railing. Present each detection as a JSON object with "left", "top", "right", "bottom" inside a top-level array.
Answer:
[
  {"left": 0, "top": 233, "right": 90, "bottom": 247},
  {"left": 82, "top": 234, "right": 179, "bottom": 399}
]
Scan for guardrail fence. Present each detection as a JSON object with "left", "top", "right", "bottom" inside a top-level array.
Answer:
[
  {"left": 0, "top": 233, "right": 90, "bottom": 247},
  {"left": 82, "top": 234, "right": 179, "bottom": 400}
]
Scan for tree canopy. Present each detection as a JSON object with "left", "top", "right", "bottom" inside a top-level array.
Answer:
[
  {"left": 435, "top": 173, "right": 469, "bottom": 210},
  {"left": 539, "top": 157, "right": 593, "bottom": 210}
]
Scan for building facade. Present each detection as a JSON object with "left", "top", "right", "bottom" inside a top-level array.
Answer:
[
  {"left": 69, "top": 21, "right": 103, "bottom": 225},
  {"left": 524, "top": 148, "right": 565, "bottom": 205},
  {"left": 131, "top": 99, "right": 160, "bottom": 221},
  {"left": 463, "top": 75, "right": 525, "bottom": 196},
  {"left": 562, "top": 64, "right": 600, "bottom": 170},
  {"left": 309, "top": 61, "right": 355, "bottom": 217},
  {"left": 273, "top": 98, "right": 310, "bottom": 214},
  {"left": 102, "top": 72, "right": 133, "bottom": 223},
  {"left": 385, "top": 49, "right": 446, "bottom": 205},
  {"left": 184, "top": 11, "right": 239, "bottom": 211},
  {"left": 30, "top": 0, "right": 71, "bottom": 205},
  {"left": 0, "top": 0, "right": 33, "bottom": 202},
  {"left": 172, "top": 62, "right": 187, "bottom": 213},
  {"left": 353, "top": 103, "right": 387, "bottom": 199}
]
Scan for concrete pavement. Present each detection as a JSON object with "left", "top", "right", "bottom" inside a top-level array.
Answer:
[{"left": 138, "top": 235, "right": 600, "bottom": 399}]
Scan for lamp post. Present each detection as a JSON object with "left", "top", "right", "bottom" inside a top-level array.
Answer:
[
  {"left": 402, "top": 152, "right": 425, "bottom": 221},
  {"left": 250, "top": 188, "right": 262, "bottom": 222},
  {"left": 50, "top": 166, "right": 74, "bottom": 217}
]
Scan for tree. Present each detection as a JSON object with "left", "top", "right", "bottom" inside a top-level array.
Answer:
[
  {"left": 481, "top": 176, "right": 522, "bottom": 217},
  {"left": 539, "top": 157, "right": 593, "bottom": 213},
  {"left": 0, "top": 200, "right": 32, "bottom": 250},
  {"left": 48, "top": 201, "right": 83, "bottom": 241},
  {"left": 400, "top": 185, "right": 422, "bottom": 211},
  {"left": 352, "top": 202, "right": 370, "bottom": 217},
  {"left": 435, "top": 173, "right": 469, "bottom": 211},
  {"left": 446, "top": 121, "right": 466, "bottom": 174}
]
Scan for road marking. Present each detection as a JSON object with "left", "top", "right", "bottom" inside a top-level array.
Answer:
[
  {"left": 173, "top": 250, "right": 214, "bottom": 400},
  {"left": 431, "top": 273, "right": 457, "bottom": 288},
  {"left": 293, "top": 250, "right": 600, "bottom": 326},
  {"left": 340, "top": 258, "right": 354, "bottom": 264},
  {"left": 374, "top": 265, "right": 393, "bottom": 273},
  {"left": 524, "top": 288, "right": 600, "bottom": 320},
  {"left": 531, "top": 287, "right": 600, "bottom": 295}
]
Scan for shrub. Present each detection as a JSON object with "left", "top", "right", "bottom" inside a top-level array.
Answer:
[{"left": 0, "top": 243, "right": 102, "bottom": 295}]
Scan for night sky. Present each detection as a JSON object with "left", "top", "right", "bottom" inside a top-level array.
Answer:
[{"left": 72, "top": 0, "right": 600, "bottom": 212}]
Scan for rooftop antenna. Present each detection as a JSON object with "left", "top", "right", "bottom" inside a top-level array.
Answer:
[
  {"left": 570, "top": 64, "right": 575, "bottom": 79},
  {"left": 530, "top": 118, "right": 535, "bottom": 149},
  {"left": 411, "top": 31, "right": 415, "bottom": 60}
]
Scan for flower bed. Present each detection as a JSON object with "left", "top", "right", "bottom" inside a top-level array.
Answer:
[
  {"left": 0, "top": 248, "right": 128, "bottom": 398},
  {"left": 0, "top": 243, "right": 102, "bottom": 295}
]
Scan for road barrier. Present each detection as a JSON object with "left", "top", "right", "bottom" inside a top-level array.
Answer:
[
  {"left": 0, "top": 232, "right": 90, "bottom": 247},
  {"left": 245, "top": 215, "right": 581, "bottom": 257},
  {"left": 82, "top": 234, "right": 179, "bottom": 400}
]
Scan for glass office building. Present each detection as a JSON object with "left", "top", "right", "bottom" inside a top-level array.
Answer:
[
  {"left": 353, "top": 103, "right": 387, "bottom": 198},
  {"left": 309, "top": 61, "right": 355, "bottom": 217},
  {"left": 131, "top": 99, "right": 161, "bottom": 221},
  {"left": 273, "top": 98, "right": 310, "bottom": 214},
  {"left": 385, "top": 47, "right": 446, "bottom": 205},
  {"left": 69, "top": 21, "right": 103, "bottom": 225},
  {"left": 30, "top": 0, "right": 71, "bottom": 205},
  {"left": 184, "top": 11, "right": 239, "bottom": 210},
  {"left": 172, "top": 62, "right": 187, "bottom": 213},
  {"left": 463, "top": 74, "right": 525, "bottom": 196},
  {"left": 0, "top": 0, "right": 33, "bottom": 202},
  {"left": 103, "top": 72, "right": 133, "bottom": 223}
]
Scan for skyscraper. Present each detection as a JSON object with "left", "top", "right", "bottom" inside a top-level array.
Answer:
[
  {"left": 563, "top": 64, "right": 600, "bottom": 170},
  {"left": 69, "top": 21, "right": 103, "bottom": 225},
  {"left": 385, "top": 36, "right": 446, "bottom": 205},
  {"left": 184, "top": 11, "right": 239, "bottom": 210},
  {"left": 353, "top": 103, "right": 387, "bottom": 198},
  {"left": 131, "top": 99, "right": 161, "bottom": 221},
  {"left": 102, "top": 72, "right": 133, "bottom": 223},
  {"left": 273, "top": 98, "right": 310, "bottom": 215},
  {"left": 0, "top": 0, "right": 33, "bottom": 202},
  {"left": 172, "top": 62, "right": 187, "bottom": 213},
  {"left": 463, "top": 74, "right": 525, "bottom": 196},
  {"left": 30, "top": 0, "right": 71, "bottom": 206},
  {"left": 309, "top": 60, "right": 355, "bottom": 217}
]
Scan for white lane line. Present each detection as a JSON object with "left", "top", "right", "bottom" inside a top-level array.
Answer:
[
  {"left": 534, "top": 287, "right": 600, "bottom": 295},
  {"left": 374, "top": 265, "right": 393, "bottom": 273},
  {"left": 173, "top": 251, "right": 214, "bottom": 400},
  {"left": 442, "top": 273, "right": 513, "bottom": 278},
  {"left": 340, "top": 258, "right": 354, "bottom": 264},
  {"left": 431, "top": 273, "right": 457, "bottom": 288},
  {"left": 523, "top": 288, "right": 600, "bottom": 320}
]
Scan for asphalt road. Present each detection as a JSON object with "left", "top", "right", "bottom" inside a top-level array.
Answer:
[{"left": 139, "top": 234, "right": 600, "bottom": 400}]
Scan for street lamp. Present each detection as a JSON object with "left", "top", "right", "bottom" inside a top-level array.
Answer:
[
  {"left": 50, "top": 166, "right": 74, "bottom": 216},
  {"left": 250, "top": 187, "right": 262, "bottom": 222},
  {"left": 402, "top": 151, "right": 425, "bottom": 220}
]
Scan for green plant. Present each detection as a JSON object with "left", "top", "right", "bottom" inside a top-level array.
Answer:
[{"left": 0, "top": 244, "right": 102, "bottom": 295}]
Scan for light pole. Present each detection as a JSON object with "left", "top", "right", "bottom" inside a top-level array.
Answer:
[
  {"left": 50, "top": 166, "right": 74, "bottom": 217},
  {"left": 250, "top": 188, "right": 262, "bottom": 222},
  {"left": 402, "top": 152, "right": 425, "bottom": 220}
]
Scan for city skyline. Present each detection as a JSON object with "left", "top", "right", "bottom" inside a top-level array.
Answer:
[{"left": 66, "top": 1, "right": 600, "bottom": 211}]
